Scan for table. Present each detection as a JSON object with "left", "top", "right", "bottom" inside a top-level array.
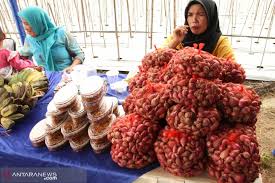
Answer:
[
  {"left": 0, "top": 72, "right": 158, "bottom": 183},
  {"left": 0, "top": 72, "right": 263, "bottom": 183}
]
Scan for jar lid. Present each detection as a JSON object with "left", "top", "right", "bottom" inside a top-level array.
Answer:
[
  {"left": 46, "top": 100, "right": 63, "bottom": 116},
  {"left": 29, "top": 118, "right": 47, "bottom": 143},
  {"left": 54, "top": 82, "right": 78, "bottom": 106},
  {"left": 87, "top": 97, "right": 113, "bottom": 122},
  {"left": 79, "top": 76, "right": 106, "bottom": 97},
  {"left": 88, "top": 114, "right": 116, "bottom": 140}
]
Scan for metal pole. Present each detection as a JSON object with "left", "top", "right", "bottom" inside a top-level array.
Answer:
[
  {"left": 3, "top": 0, "right": 19, "bottom": 43},
  {"left": 230, "top": 0, "right": 234, "bottom": 42},
  {"left": 144, "top": 0, "right": 148, "bottom": 54},
  {"left": 239, "top": 0, "right": 255, "bottom": 36},
  {"left": 150, "top": 0, "right": 154, "bottom": 49},
  {"left": 98, "top": 0, "right": 106, "bottom": 47},
  {"left": 87, "top": 0, "right": 97, "bottom": 58},
  {"left": 126, "top": 0, "right": 133, "bottom": 38},
  {"left": 160, "top": 0, "right": 163, "bottom": 26},
  {"left": 255, "top": 0, "right": 273, "bottom": 43},
  {"left": 165, "top": 0, "right": 168, "bottom": 37},
  {"left": 257, "top": 2, "right": 275, "bottom": 68},
  {"left": 105, "top": 0, "right": 108, "bottom": 26},
  {"left": 80, "top": 0, "right": 87, "bottom": 48},
  {"left": 81, "top": 0, "right": 95, "bottom": 57},
  {"left": 47, "top": 3, "right": 57, "bottom": 25},
  {"left": 249, "top": 0, "right": 260, "bottom": 54},
  {"left": 120, "top": 0, "right": 123, "bottom": 32},
  {"left": 168, "top": 0, "right": 172, "bottom": 34},
  {"left": 73, "top": 0, "right": 82, "bottom": 30},
  {"left": 52, "top": 0, "right": 60, "bottom": 25},
  {"left": 8, "top": 0, "right": 26, "bottom": 44},
  {"left": 173, "top": 0, "right": 176, "bottom": 29},
  {"left": 113, "top": 0, "right": 121, "bottom": 60},
  {"left": 133, "top": 0, "right": 137, "bottom": 32},
  {"left": 0, "top": 4, "right": 9, "bottom": 32}
]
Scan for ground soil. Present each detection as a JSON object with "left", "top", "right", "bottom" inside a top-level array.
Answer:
[{"left": 244, "top": 81, "right": 275, "bottom": 183}]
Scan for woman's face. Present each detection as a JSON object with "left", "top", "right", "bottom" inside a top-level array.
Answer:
[
  {"left": 22, "top": 19, "right": 36, "bottom": 37},
  {"left": 187, "top": 4, "right": 208, "bottom": 35}
]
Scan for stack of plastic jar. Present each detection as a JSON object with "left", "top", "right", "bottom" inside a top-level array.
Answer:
[
  {"left": 61, "top": 96, "right": 90, "bottom": 152},
  {"left": 30, "top": 77, "right": 122, "bottom": 153},
  {"left": 87, "top": 97, "right": 115, "bottom": 153},
  {"left": 80, "top": 77, "right": 119, "bottom": 153},
  {"left": 29, "top": 118, "right": 48, "bottom": 147},
  {"left": 54, "top": 82, "right": 79, "bottom": 112},
  {"left": 44, "top": 100, "right": 69, "bottom": 151},
  {"left": 88, "top": 114, "right": 116, "bottom": 153},
  {"left": 46, "top": 100, "right": 68, "bottom": 130},
  {"left": 42, "top": 83, "right": 78, "bottom": 151},
  {"left": 80, "top": 76, "right": 107, "bottom": 113}
]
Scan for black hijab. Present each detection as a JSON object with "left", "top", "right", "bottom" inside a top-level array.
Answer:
[{"left": 183, "top": 0, "right": 222, "bottom": 53}]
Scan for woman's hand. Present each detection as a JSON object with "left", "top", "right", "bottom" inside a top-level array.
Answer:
[
  {"left": 63, "top": 65, "right": 75, "bottom": 73},
  {"left": 168, "top": 25, "right": 189, "bottom": 49},
  {"left": 63, "top": 58, "right": 82, "bottom": 73},
  {"left": 32, "top": 66, "right": 44, "bottom": 72},
  {"left": 173, "top": 25, "right": 189, "bottom": 41}
]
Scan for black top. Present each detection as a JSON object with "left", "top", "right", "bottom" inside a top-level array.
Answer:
[{"left": 182, "top": 0, "right": 222, "bottom": 53}]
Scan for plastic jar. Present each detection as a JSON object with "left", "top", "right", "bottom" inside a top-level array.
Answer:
[
  {"left": 46, "top": 100, "right": 68, "bottom": 126},
  {"left": 29, "top": 118, "right": 47, "bottom": 147},
  {"left": 54, "top": 82, "right": 79, "bottom": 112},
  {"left": 87, "top": 97, "right": 113, "bottom": 123},
  {"left": 90, "top": 140, "right": 111, "bottom": 154},
  {"left": 61, "top": 118, "right": 89, "bottom": 140},
  {"left": 83, "top": 96, "right": 105, "bottom": 113},
  {"left": 88, "top": 114, "right": 116, "bottom": 144},
  {"left": 45, "top": 130, "right": 67, "bottom": 151},
  {"left": 45, "top": 115, "right": 68, "bottom": 135},
  {"left": 79, "top": 76, "right": 107, "bottom": 103},
  {"left": 69, "top": 130, "right": 90, "bottom": 152},
  {"left": 68, "top": 98, "right": 87, "bottom": 126},
  {"left": 105, "top": 96, "right": 118, "bottom": 116},
  {"left": 69, "top": 95, "right": 83, "bottom": 112}
]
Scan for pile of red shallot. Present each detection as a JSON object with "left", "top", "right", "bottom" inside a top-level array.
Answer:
[{"left": 109, "top": 44, "right": 261, "bottom": 183}]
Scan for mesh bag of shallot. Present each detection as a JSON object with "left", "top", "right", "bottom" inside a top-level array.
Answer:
[
  {"left": 206, "top": 125, "right": 260, "bottom": 183},
  {"left": 154, "top": 127, "right": 206, "bottom": 177},
  {"left": 159, "top": 65, "right": 174, "bottom": 83},
  {"left": 219, "top": 59, "right": 246, "bottom": 84},
  {"left": 166, "top": 104, "right": 220, "bottom": 137},
  {"left": 128, "top": 71, "right": 148, "bottom": 92},
  {"left": 108, "top": 113, "right": 160, "bottom": 169},
  {"left": 123, "top": 88, "right": 139, "bottom": 114},
  {"left": 168, "top": 75, "right": 221, "bottom": 107},
  {"left": 128, "top": 67, "right": 163, "bottom": 92},
  {"left": 140, "top": 48, "right": 176, "bottom": 72},
  {"left": 133, "top": 83, "right": 172, "bottom": 121},
  {"left": 218, "top": 83, "right": 261, "bottom": 125},
  {"left": 110, "top": 143, "right": 156, "bottom": 169},
  {"left": 168, "top": 47, "right": 222, "bottom": 79}
]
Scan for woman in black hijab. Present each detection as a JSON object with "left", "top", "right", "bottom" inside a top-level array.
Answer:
[{"left": 164, "top": 0, "right": 235, "bottom": 60}]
